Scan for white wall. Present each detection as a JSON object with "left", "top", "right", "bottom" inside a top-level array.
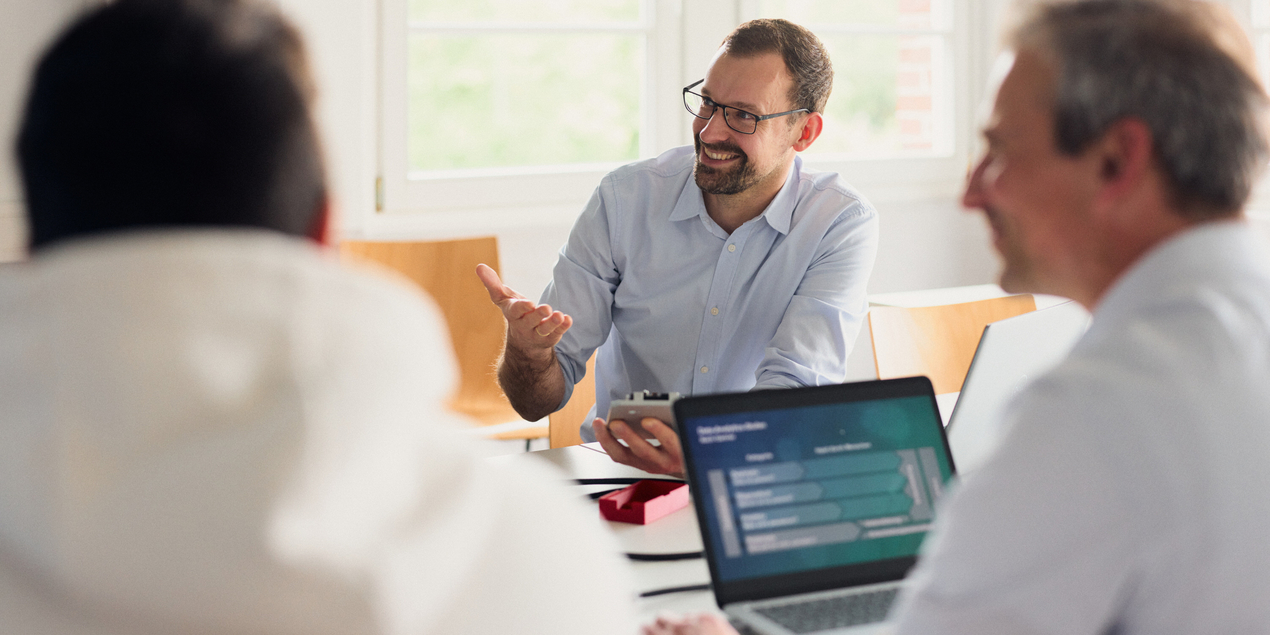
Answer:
[
  {"left": 0, "top": 0, "right": 87, "bottom": 262},
  {"left": 273, "top": 0, "right": 378, "bottom": 250}
]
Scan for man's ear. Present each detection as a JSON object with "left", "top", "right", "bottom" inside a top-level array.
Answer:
[
  {"left": 1092, "top": 117, "right": 1154, "bottom": 206},
  {"left": 307, "top": 196, "right": 336, "bottom": 247},
  {"left": 792, "top": 111, "right": 824, "bottom": 152}
]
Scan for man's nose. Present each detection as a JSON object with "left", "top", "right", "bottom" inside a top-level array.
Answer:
[
  {"left": 962, "top": 156, "right": 989, "bottom": 210},
  {"left": 697, "top": 108, "right": 732, "bottom": 143}
]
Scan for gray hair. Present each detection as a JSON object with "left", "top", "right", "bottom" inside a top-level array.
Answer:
[{"left": 1012, "top": 0, "right": 1269, "bottom": 218}]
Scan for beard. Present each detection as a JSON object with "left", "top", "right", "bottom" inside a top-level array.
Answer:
[{"left": 693, "top": 135, "right": 759, "bottom": 195}]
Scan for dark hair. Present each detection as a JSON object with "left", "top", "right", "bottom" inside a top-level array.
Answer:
[
  {"left": 17, "top": 0, "right": 326, "bottom": 250},
  {"left": 1012, "top": 0, "right": 1269, "bottom": 218},
  {"left": 722, "top": 18, "right": 834, "bottom": 114}
]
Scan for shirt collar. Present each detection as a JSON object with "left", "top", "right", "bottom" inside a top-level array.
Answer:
[
  {"left": 668, "top": 155, "right": 802, "bottom": 236},
  {"left": 1092, "top": 220, "right": 1264, "bottom": 326}
]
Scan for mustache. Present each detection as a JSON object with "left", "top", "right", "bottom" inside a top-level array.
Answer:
[{"left": 694, "top": 135, "right": 747, "bottom": 161}]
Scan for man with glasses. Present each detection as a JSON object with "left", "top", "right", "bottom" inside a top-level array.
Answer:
[{"left": 479, "top": 18, "right": 878, "bottom": 475}]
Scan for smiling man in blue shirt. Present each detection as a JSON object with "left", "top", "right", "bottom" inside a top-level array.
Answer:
[{"left": 478, "top": 19, "right": 879, "bottom": 476}]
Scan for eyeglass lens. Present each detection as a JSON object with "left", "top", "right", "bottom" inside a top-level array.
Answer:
[{"left": 683, "top": 90, "right": 758, "bottom": 134}]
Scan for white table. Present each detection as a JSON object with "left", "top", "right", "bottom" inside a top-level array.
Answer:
[{"left": 501, "top": 443, "right": 720, "bottom": 621}]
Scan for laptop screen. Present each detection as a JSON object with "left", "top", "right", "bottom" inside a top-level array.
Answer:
[{"left": 676, "top": 378, "right": 956, "bottom": 605}]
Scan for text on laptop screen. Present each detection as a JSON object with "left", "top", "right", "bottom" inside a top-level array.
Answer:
[{"left": 686, "top": 395, "right": 953, "bottom": 583}]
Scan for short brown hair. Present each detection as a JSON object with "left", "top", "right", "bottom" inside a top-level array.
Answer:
[
  {"left": 722, "top": 18, "right": 834, "bottom": 114},
  {"left": 1011, "top": 0, "right": 1269, "bottom": 218}
]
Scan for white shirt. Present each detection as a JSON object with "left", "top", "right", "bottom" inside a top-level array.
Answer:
[
  {"left": 893, "top": 221, "right": 1270, "bottom": 634},
  {"left": 543, "top": 146, "right": 879, "bottom": 441},
  {"left": 0, "top": 230, "right": 636, "bottom": 635}
]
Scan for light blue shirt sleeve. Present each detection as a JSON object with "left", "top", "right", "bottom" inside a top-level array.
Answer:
[
  {"left": 754, "top": 203, "right": 878, "bottom": 389},
  {"left": 540, "top": 185, "right": 620, "bottom": 411}
]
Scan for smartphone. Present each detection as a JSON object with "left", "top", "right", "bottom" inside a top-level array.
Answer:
[{"left": 605, "top": 391, "right": 680, "bottom": 439}]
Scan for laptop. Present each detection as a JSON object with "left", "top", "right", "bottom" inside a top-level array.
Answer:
[
  {"left": 945, "top": 300, "right": 1090, "bottom": 474},
  {"left": 674, "top": 377, "right": 955, "bottom": 635}
]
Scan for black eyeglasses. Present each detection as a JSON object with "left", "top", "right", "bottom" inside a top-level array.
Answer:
[{"left": 682, "top": 79, "right": 809, "bottom": 135}]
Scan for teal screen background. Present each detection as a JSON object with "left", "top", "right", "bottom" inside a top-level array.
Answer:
[{"left": 688, "top": 395, "right": 953, "bottom": 582}]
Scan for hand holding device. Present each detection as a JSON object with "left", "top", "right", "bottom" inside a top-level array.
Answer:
[
  {"left": 593, "top": 414, "right": 685, "bottom": 478},
  {"left": 606, "top": 391, "right": 681, "bottom": 439}
]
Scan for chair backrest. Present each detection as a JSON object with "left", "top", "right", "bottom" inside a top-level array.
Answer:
[
  {"left": 868, "top": 294, "right": 1037, "bottom": 395},
  {"left": 548, "top": 354, "right": 595, "bottom": 448},
  {"left": 340, "top": 237, "right": 524, "bottom": 428}
]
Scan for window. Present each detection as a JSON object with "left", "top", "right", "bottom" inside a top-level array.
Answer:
[
  {"left": 379, "top": 0, "right": 683, "bottom": 222},
  {"left": 739, "top": 0, "right": 972, "bottom": 201},
  {"left": 375, "top": 0, "right": 975, "bottom": 228},
  {"left": 406, "top": 0, "right": 646, "bottom": 174},
  {"left": 745, "top": 0, "right": 955, "bottom": 158}
]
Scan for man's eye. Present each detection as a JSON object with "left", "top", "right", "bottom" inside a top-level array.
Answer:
[{"left": 733, "top": 110, "right": 758, "bottom": 122}]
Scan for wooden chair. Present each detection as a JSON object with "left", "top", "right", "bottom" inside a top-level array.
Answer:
[
  {"left": 548, "top": 354, "right": 595, "bottom": 448},
  {"left": 868, "top": 294, "right": 1037, "bottom": 395},
  {"left": 340, "top": 237, "right": 546, "bottom": 441}
]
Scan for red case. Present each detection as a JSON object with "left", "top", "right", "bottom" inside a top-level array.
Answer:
[{"left": 599, "top": 480, "right": 690, "bottom": 524}]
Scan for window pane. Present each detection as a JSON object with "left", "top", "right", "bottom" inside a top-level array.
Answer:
[
  {"left": 408, "top": 34, "right": 642, "bottom": 172},
  {"left": 805, "top": 34, "right": 948, "bottom": 156},
  {"left": 754, "top": 0, "right": 952, "bottom": 156},
  {"left": 757, "top": 0, "right": 952, "bottom": 30},
  {"left": 410, "top": 0, "right": 639, "bottom": 24}
]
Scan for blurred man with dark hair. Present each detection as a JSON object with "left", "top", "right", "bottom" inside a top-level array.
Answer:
[
  {"left": 0, "top": 1, "right": 634, "bottom": 633},
  {"left": 479, "top": 18, "right": 878, "bottom": 477},
  {"left": 647, "top": 1, "right": 1270, "bottom": 633}
]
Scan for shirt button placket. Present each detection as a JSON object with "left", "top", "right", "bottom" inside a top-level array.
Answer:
[{"left": 695, "top": 233, "right": 745, "bottom": 392}]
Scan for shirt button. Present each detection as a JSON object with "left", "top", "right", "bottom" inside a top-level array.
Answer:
[
  {"left": 701, "top": 366, "right": 709, "bottom": 373},
  {"left": 727, "top": 244, "right": 736, "bottom": 252},
  {"left": 711, "top": 307, "right": 719, "bottom": 316}
]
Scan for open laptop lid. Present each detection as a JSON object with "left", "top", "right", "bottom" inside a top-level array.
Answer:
[
  {"left": 675, "top": 377, "right": 956, "bottom": 609},
  {"left": 947, "top": 300, "right": 1090, "bottom": 474}
]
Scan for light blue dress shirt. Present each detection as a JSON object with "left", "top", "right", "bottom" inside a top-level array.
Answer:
[{"left": 542, "top": 145, "right": 879, "bottom": 441}]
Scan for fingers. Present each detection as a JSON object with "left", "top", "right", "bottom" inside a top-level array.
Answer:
[
  {"left": 642, "top": 614, "right": 738, "bottom": 635},
  {"left": 620, "top": 419, "right": 682, "bottom": 476},
  {"left": 594, "top": 417, "right": 640, "bottom": 466},
  {"left": 475, "top": 263, "right": 519, "bottom": 305},
  {"left": 477, "top": 264, "right": 572, "bottom": 350},
  {"left": 504, "top": 302, "right": 572, "bottom": 351},
  {"left": 696, "top": 614, "right": 739, "bottom": 634},
  {"left": 532, "top": 312, "right": 572, "bottom": 341},
  {"left": 600, "top": 418, "right": 682, "bottom": 476},
  {"left": 643, "top": 418, "right": 685, "bottom": 478},
  {"left": 505, "top": 298, "right": 549, "bottom": 323}
]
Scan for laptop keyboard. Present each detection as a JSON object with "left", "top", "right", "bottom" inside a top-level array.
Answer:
[{"left": 753, "top": 587, "right": 898, "bottom": 633}]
